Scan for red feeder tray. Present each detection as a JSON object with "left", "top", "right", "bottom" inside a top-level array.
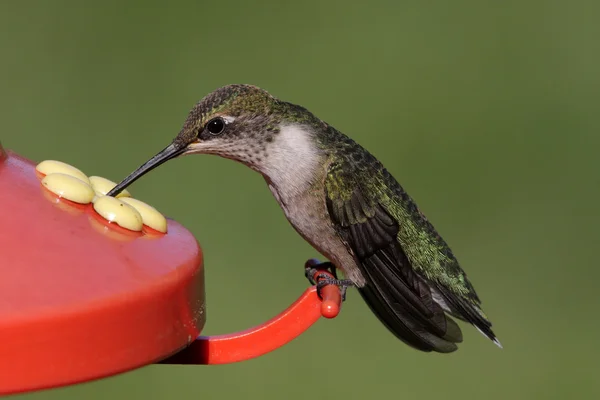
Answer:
[{"left": 0, "top": 142, "right": 342, "bottom": 395}]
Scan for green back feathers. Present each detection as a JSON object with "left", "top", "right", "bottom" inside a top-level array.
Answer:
[{"left": 322, "top": 129, "right": 480, "bottom": 304}]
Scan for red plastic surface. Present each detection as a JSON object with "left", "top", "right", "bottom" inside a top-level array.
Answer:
[
  {"left": 0, "top": 143, "right": 346, "bottom": 393},
  {"left": 0, "top": 147, "right": 205, "bottom": 395},
  {"left": 161, "top": 264, "right": 342, "bottom": 365}
]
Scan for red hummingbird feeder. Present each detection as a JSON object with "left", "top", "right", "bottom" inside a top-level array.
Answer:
[{"left": 0, "top": 141, "right": 343, "bottom": 395}]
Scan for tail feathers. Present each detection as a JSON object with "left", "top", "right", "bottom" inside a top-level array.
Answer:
[
  {"left": 358, "top": 253, "right": 464, "bottom": 353},
  {"left": 435, "top": 285, "right": 502, "bottom": 348},
  {"left": 475, "top": 325, "right": 503, "bottom": 349},
  {"left": 357, "top": 284, "right": 461, "bottom": 353}
]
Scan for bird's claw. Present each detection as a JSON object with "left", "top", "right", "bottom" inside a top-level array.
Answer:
[
  {"left": 304, "top": 259, "right": 353, "bottom": 302},
  {"left": 304, "top": 260, "right": 338, "bottom": 282},
  {"left": 316, "top": 278, "right": 354, "bottom": 301}
]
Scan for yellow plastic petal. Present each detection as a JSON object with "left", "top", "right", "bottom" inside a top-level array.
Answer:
[
  {"left": 41, "top": 173, "right": 95, "bottom": 204},
  {"left": 120, "top": 197, "right": 167, "bottom": 233},
  {"left": 93, "top": 196, "right": 143, "bottom": 232},
  {"left": 36, "top": 160, "right": 90, "bottom": 184},
  {"left": 89, "top": 176, "right": 131, "bottom": 198}
]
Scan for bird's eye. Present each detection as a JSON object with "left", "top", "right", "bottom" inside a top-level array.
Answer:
[{"left": 206, "top": 117, "right": 226, "bottom": 135}]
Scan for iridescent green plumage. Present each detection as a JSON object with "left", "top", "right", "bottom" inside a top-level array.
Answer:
[
  {"left": 324, "top": 138, "right": 475, "bottom": 298},
  {"left": 307, "top": 120, "right": 497, "bottom": 352}
]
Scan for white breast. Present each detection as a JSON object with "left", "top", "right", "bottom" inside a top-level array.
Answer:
[
  {"left": 260, "top": 124, "right": 364, "bottom": 285},
  {"left": 260, "top": 123, "right": 322, "bottom": 203}
]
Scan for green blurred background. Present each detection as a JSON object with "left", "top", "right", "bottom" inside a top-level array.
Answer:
[{"left": 1, "top": 0, "right": 598, "bottom": 399}]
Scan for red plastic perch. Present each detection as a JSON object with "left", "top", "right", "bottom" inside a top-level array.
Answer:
[{"left": 160, "top": 260, "right": 343, "bottom": 365}]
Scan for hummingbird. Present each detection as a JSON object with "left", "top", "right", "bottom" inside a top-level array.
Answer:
[{"left": 107, "top": 84, "right": 501, "bottom": 353}]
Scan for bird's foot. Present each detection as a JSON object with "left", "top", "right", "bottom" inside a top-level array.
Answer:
[
  {"left": 304, "top": 260, "right": 338, "bottom": 284},
  {"left": 316, "top": 278, "right": 354, "bottom": 301},
  {"left": 304, "top": 259, "right": 354, "bottom": 301}
]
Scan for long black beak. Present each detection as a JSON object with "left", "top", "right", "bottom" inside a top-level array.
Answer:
[{"left": 107, "top": 143, "right": 187, "bottom": 197}]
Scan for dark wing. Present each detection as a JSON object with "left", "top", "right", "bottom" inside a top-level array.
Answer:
[{"left": 325, "top": 159, "right": 464, "bottom": 352}]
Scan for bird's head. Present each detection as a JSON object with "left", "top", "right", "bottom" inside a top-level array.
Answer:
[{"left": 107, "top": 84, "right": 322, "bottom": 197}]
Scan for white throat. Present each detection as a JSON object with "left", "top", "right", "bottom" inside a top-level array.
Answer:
[{"left": 261, "top": 123, "right": 323, "bottom": 201}]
